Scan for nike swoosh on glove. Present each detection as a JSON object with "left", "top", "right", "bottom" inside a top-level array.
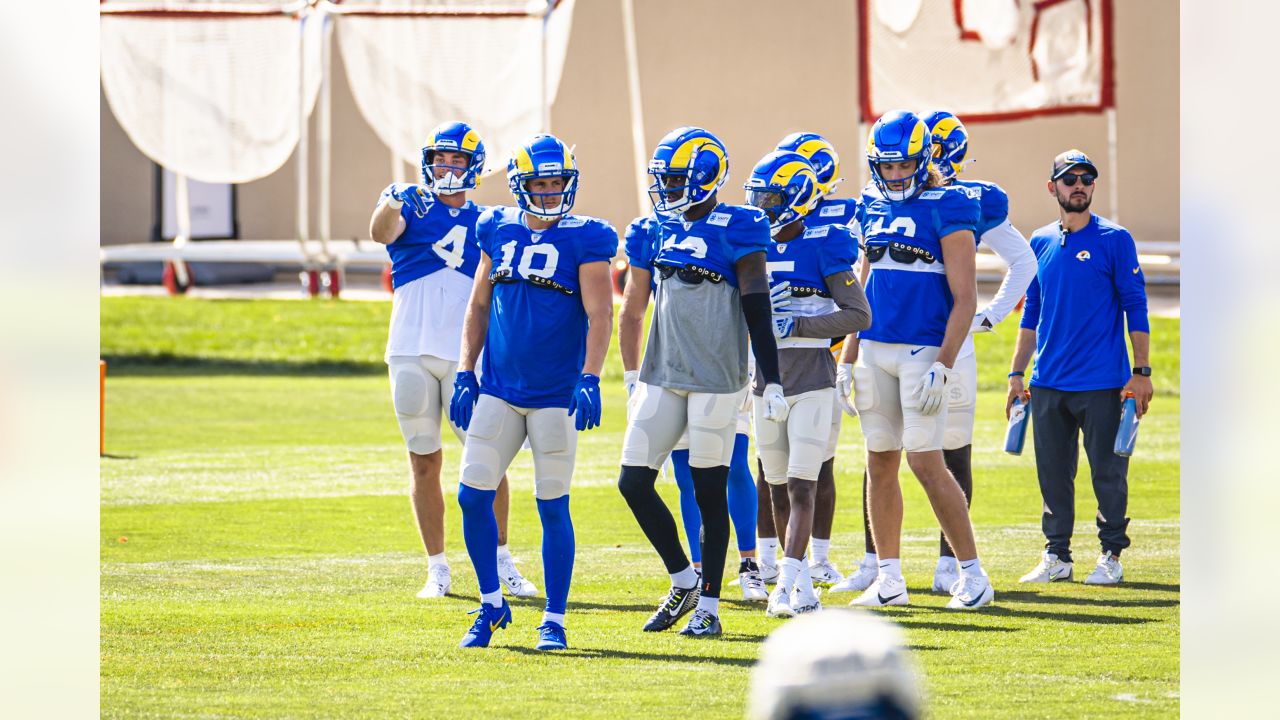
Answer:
[
  {"left": 912, "top": 361, "right": 954, "bottom": 416},
  {"left": 568, "top": 374, "right": 602, "bottom": 431},
  {"left": 450, "top": 370, "right": 480, "bottom": 430},
  {"left": 836, "top": 363, "right": 857, "bottom": 417},
  {"left": 762, "top": 383, "right": 789, "bottom": 422}
]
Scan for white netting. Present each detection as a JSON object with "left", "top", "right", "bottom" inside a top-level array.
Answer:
[
  {"left": 334, "top": 0, "right": 575, "bottom": 180},
  {"left": 101, "top": 1, "right": 324, "bottom": 184},
  {"left": 863, "top": 0, "right": 1109, "bottom": 119}
]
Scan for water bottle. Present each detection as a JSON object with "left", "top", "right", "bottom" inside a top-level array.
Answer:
[
  {"left": 1004, "top": 392, "right": 1031, "bottom": 455},
  {"left": 1114, "top": 392, "right": 1140, "bottom": 457}
]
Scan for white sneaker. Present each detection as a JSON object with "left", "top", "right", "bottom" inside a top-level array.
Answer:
[
  {"left": 791, "top": 584, "right": 822, "bottom": 614},
  {"left": 1083, "top": 551, "right": 1124, "bottom": 585},
  {"left": 738, "top": 559, "right": 769, "bottom": 602},
  {"left": 416, "top": 564, "right": 451, "bottom": 598},
  {"left": 849, "top": 574, "right": 908, "bottom": 607},
  {"left": 759, "top": 560, "right": 780, "bottom": 585},
  {"left": 498, "top": 555, "right": 539, "bottom": 597},
  {"left": 932, "top": 558, "right": 960, "bottom": 593},
  {"left": 766, "top": 586, "right": 795, "bottom": 618},
  {"left": 1019, "top": 552, "right": 1074, "bottom": 583},
  {"left": 946, "top": 571, "right": 994, "bottom": 610},
  {"left": 809, "top": 559, "right": 844, "bottom": 586},
  {"left": 830, "top": 560, "right": 878, "bottom": 594}
]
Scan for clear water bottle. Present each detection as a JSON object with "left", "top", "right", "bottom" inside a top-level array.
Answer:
[
  {"left": 1114, "top": 391, "right": 1140, "bottom": 457},
  {"left": 1004, "top": 392, "right": 1031, "bottom": 455}
]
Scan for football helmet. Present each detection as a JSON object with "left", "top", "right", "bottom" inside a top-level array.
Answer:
[
  {"left": 421, "top": 121, "right": 486, "bottom": 195},
  {"left": 743, "top": 150, "right": 819, "bottom": 237},
  {"left": 922, "top": 110, "right": 969, "bottom": 182},
  {"left": 866, "top": 110, "right": 932, "bottom": 202},
  {"left": 647, "top": 126, "right": 729, "bottom": 214},
  {"left": 776, "top": 132, "right": 842, "bottom": 197},
  {"left": 507, "top": 134, "right": 580, "bottom": 220}
]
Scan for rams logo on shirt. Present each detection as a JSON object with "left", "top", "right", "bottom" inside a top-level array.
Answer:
[{"left": 1076, "top": 250, "right": 1091, "bottom": 261}]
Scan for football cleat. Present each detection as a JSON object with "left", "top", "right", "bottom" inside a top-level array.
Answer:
[
  {"left": 791, "top": 585, "right": 822, "bottom": 615},
  {"left": 809, "top": 559, "right": 845, "bottom": 586},
  {"left": 1083, "top": 551, "right": 1124, "bottom": 585},
  {"left": 830, "top": 559, "right": 878, "bottom": 594},
  {"left": 678, "top": 608, "right": 722, "bottom": 638},
  {"left": 416, "top": 564, "right": 451, "bottom": 598},
  {"left": 946, "top": 572, "right": 995, "bottom": 610},
  {"left": 739, "top": 559, "right": 769, "bottom": 602},
  {"left": 498, "top": 555, "right": 540, "bottom": 597},
  {"left": 1019, "top": 552, "right": 1074, "bottom": 583},
  {"left": 849, "top": 575, "right": 909, "bottom": 607},
  {"left": 932, "top": 558, "right": 960, "bottom": 594},
  {"left": 643, "top": 584, "right": 700, "bottom": 632},
  {"left": 458, "top": 599, "right": 513, "bottom": 648},
  {"left": 535, "top": 622, "right": 568, "bottom": 651},
  {"left": 759, "top": 558, "right": 780, "bottom": 585},
  {"left": 766, "top": 586, "right": 795, "bottom": 618}
]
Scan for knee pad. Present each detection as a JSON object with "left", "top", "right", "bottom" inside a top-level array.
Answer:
[
  {"left": 943, "top": 410, "right": 975, "bottom": 450},
  {"left": 391, "top": 365, "right": 429, "bottom": 416},
  {"left": 859, "top": 413, "right": 901, "bottom": 453},
  {"left": 457, "top": 483, "right": 495, "bottom": 513},
  {"left": 902, "top": 423, "right": 939, "bottom": 453},
  {"left": 617, "top": 465, "right": 659, "bottom": 500}
]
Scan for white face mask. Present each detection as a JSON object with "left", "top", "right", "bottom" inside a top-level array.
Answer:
[
  {"left": 882, "top": 178, "right": 916, "bottom": 202},
  {"left": 432, "top": 171, "right": 468, "bottom": 196}
]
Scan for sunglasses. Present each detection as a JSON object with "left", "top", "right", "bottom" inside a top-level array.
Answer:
[{"left": 1059, "top": 173, "right": 1096, "bottom": 187}]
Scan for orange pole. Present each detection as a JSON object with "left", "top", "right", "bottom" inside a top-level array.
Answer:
[{"left": 100, "top": 360, "right": 106, "bottom": 457}]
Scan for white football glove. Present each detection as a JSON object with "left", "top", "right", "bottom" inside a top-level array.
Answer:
[
  {"left": 762, "top": 383, "right": 789, "bottom": 422},
  {"left": 623, "top": 369, "right": 640, "bottom": 397},
  {"left": 912, "top": 361, "right": 955, "bottom": 416},
  {"left": 769, "top": 281, "right": 795, "bottom": 338},
  {"left": 970, "top": 310, "right": 996, "bottom": 334},
  {"left": 836, "top": 362, "right": 857, "bottom": 417}
]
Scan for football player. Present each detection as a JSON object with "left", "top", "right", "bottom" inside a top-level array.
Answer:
[
  {"left": 617, "top": 126, "right": 787, "bottom": 637},
  {"left": 619, "top": 217, "right": 768, "bottom": 603},
  {"left": 449, "top": 134, "right": 617, "bottom": 650},
  {"left": 368, "top": 121, "right": 537, "bottom": 600},
  {"left": 744, "top": 150, "right": 870, "bottom": 619},
  {"left": 839, "top": 110, "right": 994, "bottom": 610}
]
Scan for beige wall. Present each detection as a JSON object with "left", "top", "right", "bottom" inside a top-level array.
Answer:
[{"left": 101, "top": 0, "right": 1178, "bottom": 248}]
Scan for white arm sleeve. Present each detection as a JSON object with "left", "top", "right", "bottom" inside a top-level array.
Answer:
[{"left": 978, "top": 219, "right": 1036, "bottom": 326}]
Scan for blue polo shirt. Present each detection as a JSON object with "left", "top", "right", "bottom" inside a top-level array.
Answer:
[{"left": 1020, "top": 214, "right": 1150, "bottom": 391}]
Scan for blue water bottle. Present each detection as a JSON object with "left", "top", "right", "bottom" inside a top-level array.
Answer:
[
  {"left": 1004, "top": 392, "right": 1031, "bottom": 455},
  {"left": 1114, "top": 391, "right": 1140, "bottom": 457}
]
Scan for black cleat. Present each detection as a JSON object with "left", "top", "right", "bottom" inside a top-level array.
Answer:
[
  {"left": 643, "top": 584, "right": 700, "bottom": 632},
  {"left": 678, "top": 608, "right": 722, "bottom": 638}
]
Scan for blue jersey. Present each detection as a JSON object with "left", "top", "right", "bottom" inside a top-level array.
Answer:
[
  {"left": 951, "top": 179, "right": 1009, "bottom": 240},
  {"left": 475, "top": 207, "right": 618, "bottom": 409},
  {"left": 858, "top": 185, "right": 980, "bottom": 346},
  {"left": 623, "top": 213, "right": 663, "bottom": 294},
  {"left": 651, "top": 203, "right": 770, "bottom": 288},
  {"left": 805, "top": 196, "right": 860, "bottom": 229},
  {"left": 766, "top": 222, "right": 860, "bottom": 295},
  {"left": 378, "top": 183, "right": 482, "bottom": 288}
]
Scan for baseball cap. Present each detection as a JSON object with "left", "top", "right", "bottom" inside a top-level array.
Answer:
[{"left": 1051, "top": 149, "right": 1099, "bottom": 180}]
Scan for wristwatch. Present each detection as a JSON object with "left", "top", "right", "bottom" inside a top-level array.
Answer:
[{"left": 1133, "top": 366, "right": 1152, "bottom": 377}]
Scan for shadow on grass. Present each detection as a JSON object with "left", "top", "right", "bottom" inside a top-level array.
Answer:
[
  {"left": 501, "top": 644, "right": 756, "bottom": 667},
  {"left": 510, "top": 598, "right": 662, "bottom": 614},
  {"left": 892, "top": 620, "right": 1019, "bottom": 633},
  {"left": 103, "top": 355, "right": 383, "bottom": 377},
  {"left": 998, "top": 589, "right": 1180, "bottom": 609},
  {"left": 980, "top": 606, "right": 1157, "bottom": 625}
]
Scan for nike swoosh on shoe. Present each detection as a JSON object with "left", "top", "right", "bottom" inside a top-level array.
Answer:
[{"left": 877, "top": 592, "right": 904, "bottom": 604}]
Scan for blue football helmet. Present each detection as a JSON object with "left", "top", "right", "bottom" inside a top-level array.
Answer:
[
  {"left": 507, "top": 134, "right": 579, "bottom": 220},
  {"left": 744, "top": 150, "right": 819, "bottom": 237},
  {"left": 866, "top": 110, "right": 933, "bottom": 202},
  {"left": 776, "top": 132, "right": 842, "bottom": 197},
  {"left": 922, "top": 110, "right": 969, "bottom": 182},
  {"left": 647, "top": 126, "right": 729, "bottom": 214},
  {"left": 421, "top": 121, "right": 486, "bottom": 195}
]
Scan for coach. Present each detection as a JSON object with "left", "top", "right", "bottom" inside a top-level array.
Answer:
[{"left": 1007, "top": 149, "right": 1153, "bottom": 586}]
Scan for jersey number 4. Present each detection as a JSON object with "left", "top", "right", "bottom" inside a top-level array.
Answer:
[
  {"left": 494, "top": 240, "right": 560, "bottom": 279},
  {"left": 431, "top": 225, "right": 469, "bottom": 268}
]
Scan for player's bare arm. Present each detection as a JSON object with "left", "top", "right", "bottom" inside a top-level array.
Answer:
[
  {"left": 370, "top": 199, "right": 407, "bottom": 245},
  {"left": 938, "top": 229, "right": 977, "bottom": 368},
  {"left": 578, "top": 261, "right": 614, "bottom": 377},
  {"left": 617, "top": 265, "right": 652, "bottom": 373},
  {"left": 457, "top": 251, "right": 495, "bottom": 373}
]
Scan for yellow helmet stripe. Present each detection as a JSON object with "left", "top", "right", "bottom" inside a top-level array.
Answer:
[
  {"left": 931, "top": 116, "right": 961, "bottom": 140},
  {"left": 670, "top": 138, "right": 702, "bottom": 170},
  {"left": 907, "top": 121, "right": 927, "bottom": 156},
  {"left": 561, "top": 142, "right": 575, "bottom": 171},
  {"left": 460, "top": 129, "right": 480, "bottom": 153},
  {"left": 697, "top": 142, "right": 726, "bottom": 191},
  {"left": 769, "top": 161, "right": 812, "bottom": 189},
  {"left": 514, "top": 146, "right": 535, "bottom": 174},
  {"left": 794, "top": 138, "right": 830, "bottom": 160}
]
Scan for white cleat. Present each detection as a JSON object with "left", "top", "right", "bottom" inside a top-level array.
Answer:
[
  {"left": 946, "top": 572, "right": 995, "bottom": 610},
  {"left": 416, "top": 564, "right": 451, "bottom": 598},
  {"left": 791, "top": 585, "right": 822, "bottom": 615},
  {"left": 1083, "top": 551, "right": 1124, "bottom": 585},
  {"left": 932, "top": 558, "right": 960, "bottom": 594},
  {"left": 766, "top": 586, "right": 796, "bottom": 618},
  {"left": 1019, "top": 552, "right": 1074, "bottom": 583},
  {"left": 498, "top": 555, "right": 540, "bottom": 597},
  {"left": 849, "top": 575, "right": 909, "bottom": 607},
  {"left": 738, "top": 559, "right": 769, "bottom": 602},
  {"left": 830, "top": 560, "right": 878, "bottom": 594},
  {"left": 759, "top": 560, "right": 780, "bottom": 586},
  {"left": 809, "top": 559, "right": 844, "bottom": 586}
]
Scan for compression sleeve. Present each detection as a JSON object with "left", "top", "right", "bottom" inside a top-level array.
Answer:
[{"left": 741, "top": 292, "right": 782, "bottom": 386}]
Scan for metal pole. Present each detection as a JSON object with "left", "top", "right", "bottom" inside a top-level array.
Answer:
[
  {"left": 317, "top": 13, "right": 333, "bottom": 260},
  {"left": 541, "top": 1, "right": 551, "bottom": 133},
  {"left": 174, "top": 172, "right": 191, "bottom": 286},
  {"left": 296, "top": 13, "right": 311, "bottom": 262},
  {"left": 1106, "top": 106, "right": 1120, "bottom": 223},
  {"left": 620, "top": 0, "right": 648, "bottom": 217}
]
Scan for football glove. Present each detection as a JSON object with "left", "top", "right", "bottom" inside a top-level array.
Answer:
[
  {"left": 568, "top": 374, "right": 602, "bottom": 431},
  {"left": 769, "top": 281, "right": 795, "bottom": 338},
  {"left": 389, "top": 184, "right": 430, "bottom": 218},
  {"left": 762, "top": 383, "right": 789, "bottom": 422},
  {"left": 449, "top": 370, "right": 480, "bottom": 431},
  {"left": 836, "top": 362, "right": 857, "bottom": 417},
  {"left": 969, "top": 310, "right": 995, "bottom": 334},
  {"left": 912, "top": 361, "right": 955, "bottom": 417},
  {"left": 623, "top": 369, "right": 640, "bottom": 398}
]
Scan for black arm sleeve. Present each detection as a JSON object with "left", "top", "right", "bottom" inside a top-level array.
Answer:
[{"left": 741, "top": 291, "right": 782, "bottom": 387}]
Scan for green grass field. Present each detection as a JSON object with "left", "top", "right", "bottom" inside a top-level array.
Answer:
[{"left": 101, "top": 297, "right": 1180, "bottom": 719}]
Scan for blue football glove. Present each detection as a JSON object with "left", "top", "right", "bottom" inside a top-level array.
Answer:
[
  {"left": 389, "top": 184, "right": 430, "bottom": 218},
  {"left": 450, "top": 370, "right": 480, "bottom": 431},
  {"left": 567, "top": 373, "right": 602, "bottom": 431}
]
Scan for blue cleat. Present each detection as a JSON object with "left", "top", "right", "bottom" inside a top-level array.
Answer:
[
  {"left": 535, "top": 622, "right": 568, "bottom": 651},
  {"left": 459, "top": 599, "right": 513, "bottom": 648}
]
